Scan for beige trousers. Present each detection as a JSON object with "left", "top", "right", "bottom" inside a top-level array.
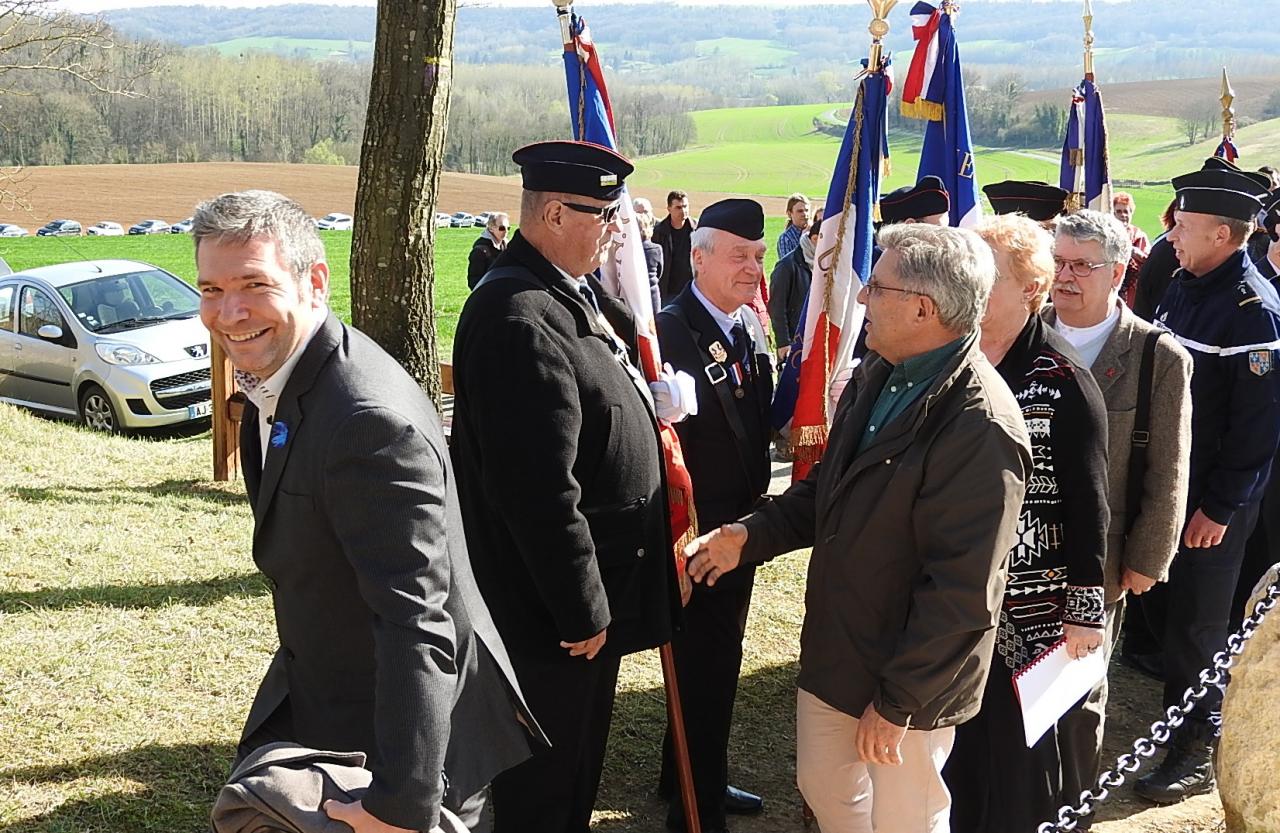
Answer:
[{"left": 796, "top": 688, "right": 956, "bottom": 833}]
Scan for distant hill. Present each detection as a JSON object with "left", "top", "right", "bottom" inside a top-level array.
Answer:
[
  {"left": 102, "top": 2, "right": 1280, "bottom": 91},
  {"left": 1022, "top": 75, "right": 1280, "bottom": 123}
]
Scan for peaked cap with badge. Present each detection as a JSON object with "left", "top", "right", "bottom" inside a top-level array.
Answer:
[
  {"left": 881, "top": 176, "right": 950, "bottom": 224},
  {"left": 983, "top": 180, "right": 1070, "bottom": 222},
  {"left": 512, "top": 139, "right": 633, "bottom": 200},
  {"left": 1171, "top": 158, "right": 1272, "bottom": 222}
]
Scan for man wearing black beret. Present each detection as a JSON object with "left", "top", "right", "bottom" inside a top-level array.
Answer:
[
  {"left": 983, "top": 179, "right": 1070, "bottom": 224},
  {"left": 1134, "top": 163, "right": 1280, "bottom": 804},
  {"left": 880, "top": 176, "right": 950, "bottom": 226},
  {"left": 656, "top": 198, "right": 774, "bottom": 832},
  {"left": 451, "top": 140, "right": 683, "bottom": 832}
]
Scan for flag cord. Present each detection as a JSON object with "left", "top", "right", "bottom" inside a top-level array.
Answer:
[
  {"left": 820, "top": 81, "right": 868, "bottom": 424},
  {"left": 576, "top": 43, "right": 588, "bottom": 140}
]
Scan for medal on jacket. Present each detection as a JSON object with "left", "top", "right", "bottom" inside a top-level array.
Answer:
[
  {"left": 729, "top": 363, "right": 746, "bottom": 398},
  {"left": 709, "top": 341, "right": 728, "bottom": 363}
]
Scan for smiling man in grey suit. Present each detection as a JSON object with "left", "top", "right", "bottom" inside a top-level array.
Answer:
[
  {"left": 196, "top": 190, "right": 541, "bottom": 833},
  {"left": 1046, "top": 208, "right": 1193, "bottom": 813}
]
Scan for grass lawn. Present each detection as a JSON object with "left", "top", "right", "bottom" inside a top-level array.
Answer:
[{"left": 0, "top": 402, "right": 812, "bottom": 831}]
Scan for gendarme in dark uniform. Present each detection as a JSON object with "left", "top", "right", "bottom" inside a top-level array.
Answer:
[
  {"left": 1135, "top": 163, "right": 1280, "bottom": 803},
  {"left": 655, "top": 199, "right": 774, "bottom": 832},
  {"left": 450, "top": 140, "right": 681, "bottom": 833}
]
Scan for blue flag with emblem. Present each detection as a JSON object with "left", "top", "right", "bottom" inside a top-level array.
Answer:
[{"left": 901, "top": 0, "right": 980, "bottom": 227}]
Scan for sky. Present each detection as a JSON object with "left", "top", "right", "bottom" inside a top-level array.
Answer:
[{"left": 57, "top": 0, "right": 1054, "bottom": 12}]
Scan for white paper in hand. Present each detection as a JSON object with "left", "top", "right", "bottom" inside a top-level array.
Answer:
[{"left": 1012, "top": 638, "right": 1107, "bottom": 747}]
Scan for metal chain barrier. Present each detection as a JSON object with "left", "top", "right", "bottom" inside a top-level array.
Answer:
[{"left": 1038, "top": 577, "right": 1280, "bottom": 833}]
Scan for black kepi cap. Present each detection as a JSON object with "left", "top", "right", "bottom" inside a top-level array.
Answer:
[
  {"left": 880, "top": 176, "right": 950, "bottom": 224},
  {"left": 512, "top": 140, "right": 633, "bottom": 201},
  {"left": 1172, "top": 167, "right": 1270, "bottom": 222},
  {"left": 1261, "top": 190, "right": 1280, "bottom": 240},
  {"left": 983, "top": 180, "right": 1069, "bottom": 222},
  {"left": 698, "top": 198, "right": 765, "bottom": 241}
]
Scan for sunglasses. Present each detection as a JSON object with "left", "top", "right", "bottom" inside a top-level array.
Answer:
[
  {"left": 561, "top": 200, "right": 622, "bottom": 225},
  {"left": 496, "top": 225, "right": 508, "bottom": 231}
]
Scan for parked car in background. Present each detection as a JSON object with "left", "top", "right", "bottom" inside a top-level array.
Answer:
[
  {"left": 434, "top": 213, "right": 451, "bottom": 228},
  {"left": 316, "top": 212, "right": 353, "bottom": 231},
  {"left": 0, "top": 223, "right": 29, "bottom": 237},
  {"left": 87, "top": 221, "right": 125, "bottom": 237},
  {"left": 450, "top": 212, "right": 475, "bottom": 228},
  {"left": 0, "top": 259, "right": 212, "bottom": 433},
  {"left": 170, "top": 218, "right": 194, "bottom": 234},
  {"left": 128, "top": 220, "right": 171, "bottom": 235},
  {"left": 36, "top": 219, "right": 82, "bottom": 237}
]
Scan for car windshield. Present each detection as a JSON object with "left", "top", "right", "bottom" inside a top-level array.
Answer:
[
  {"left": 323, "top": 214, "right": 343, "bottom": 221},
  {"left": 59, "top": 268, "right": 200, "bottom": 333}
]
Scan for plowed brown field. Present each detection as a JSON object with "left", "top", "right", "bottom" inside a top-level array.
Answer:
[{"left": 0, "top": 162, "right": 790, "bottom": 229}]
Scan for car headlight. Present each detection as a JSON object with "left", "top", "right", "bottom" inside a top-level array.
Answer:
[{"left": 95, "top": 343, "right": 160, "bottom": 365}]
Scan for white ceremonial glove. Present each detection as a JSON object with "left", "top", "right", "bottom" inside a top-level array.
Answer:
[{"left": 649, "top": 362, "right": 698, "bottom": 424}]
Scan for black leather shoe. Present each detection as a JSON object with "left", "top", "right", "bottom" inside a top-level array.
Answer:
[
  {"left": 1134, "top": 721, "right": 1216, "bottom": 804},
  {"left": 1118, "top": 650, "right": 1165, "bottom": 681},
  {"left": 724, "top": 785, "right": 763, "bottom": 815}
]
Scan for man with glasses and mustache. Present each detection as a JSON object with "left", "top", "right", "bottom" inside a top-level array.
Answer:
[
  {"left": 683, "top": 224, "right": 1031, "bottom": 833},
  {"left": 451, "top": 140, "right": 685, "bottom": 833}
]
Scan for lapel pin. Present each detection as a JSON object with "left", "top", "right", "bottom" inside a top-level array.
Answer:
[
  {"left": 1106, "top": 367, "right": 1117, "bottom": 378},
  {"left": 270, "top": 420, "right": 289, "bottom": 449},
  {"left": 709, "top": 341, "right": 728, "bottom": 363}
]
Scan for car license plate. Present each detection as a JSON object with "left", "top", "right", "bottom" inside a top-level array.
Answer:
[{"left": 188, "top": 401, "right": 213, "bottom": 419}]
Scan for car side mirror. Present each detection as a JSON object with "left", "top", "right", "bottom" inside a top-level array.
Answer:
[{"left": 37, "top": 324, "right": 63, "bottom": 341}]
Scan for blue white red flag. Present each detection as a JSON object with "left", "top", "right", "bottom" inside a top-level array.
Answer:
[
  {"left": 789, "top": 58, "right": 891, "bottom": 481},
  {"left": 1060, "top": 77, "right": 1112, "bottom": 212},
  {"left": 1214, "top": 138, "right": 1240, "bottom": 164},
  {"left": 560, "top": 10, "right": 698, "bottom": 553},
  {"left": 901, "top": 1, "right": 980, "bottom": 228}
]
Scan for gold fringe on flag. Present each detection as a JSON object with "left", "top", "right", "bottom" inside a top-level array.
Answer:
[
  {"left": 1068, "top": 148, "right": 1085, "bottom": 166},
  {"left": 792, "top": 424, "right": 831, "bottom": 469},
  {"left": 900, "top": 97, "right": 944, "bottom": 122}
]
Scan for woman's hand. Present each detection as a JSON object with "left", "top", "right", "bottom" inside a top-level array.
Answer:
[{"left": 1063, "top": 623, "right": 1103, "bottom": 660}]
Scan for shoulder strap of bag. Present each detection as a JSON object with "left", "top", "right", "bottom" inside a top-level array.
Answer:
[
  {"left": 474, "top": 265, "right": 543, "bottom": 291},
  {"left": 1125, "top": 330, "right": 1162, "bottom": 536}
]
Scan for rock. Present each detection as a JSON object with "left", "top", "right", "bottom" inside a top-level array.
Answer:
[{"left": 1220, "top": 562, "right": 1280, "bottom": 833}]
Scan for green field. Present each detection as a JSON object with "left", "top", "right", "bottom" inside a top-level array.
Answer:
[
  {"left": 206, "top": 36, "right": 372, "bottom": 60},
  {"left": 694, "top": 37, "right": 797, "bottom": 70},
  {"left": 633, "top": 102, "right": 1280, "bottom": 237}
]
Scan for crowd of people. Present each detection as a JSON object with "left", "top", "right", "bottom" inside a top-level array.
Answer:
[{"left": 198, "top": 138, "right": 1280, "bottom": 833}]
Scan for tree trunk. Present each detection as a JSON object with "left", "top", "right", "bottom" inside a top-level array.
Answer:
[{"left": 350, "top": 0, "right": 455, "bottom": 406}]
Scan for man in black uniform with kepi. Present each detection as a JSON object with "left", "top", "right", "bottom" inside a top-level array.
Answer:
[
  {"left": 656, "top": 199, "right": 774, "bottom": 833},
  {"left": 1135, "top": 162, "right": 1280, "bottom": 804},
  {"left": 451, "top": 140, "right": 683, "bottom": 833}
]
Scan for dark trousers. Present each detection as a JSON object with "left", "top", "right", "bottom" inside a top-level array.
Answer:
[
  {"left": 1163, "top": 501, "right": 1260, "bottom": 721},
  {"left": 1236, "top": 471, "right": 1280, "bottom": 631},
  {"left": 491, "top": 652, "right": 621, "bottom": 833},
  {"left": 657, "top": 567, "right": 756, "bottom": 829}
]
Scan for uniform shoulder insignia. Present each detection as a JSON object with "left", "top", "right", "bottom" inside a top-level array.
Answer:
[{"left": 1240, "top": 295, "right": 1263, "bottom": 307}]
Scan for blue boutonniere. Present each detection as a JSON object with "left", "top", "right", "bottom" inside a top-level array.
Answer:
[{"left": 269, "top": 420, "right": 289, "bottom": 449}]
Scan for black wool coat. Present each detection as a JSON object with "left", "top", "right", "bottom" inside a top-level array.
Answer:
[
  {"left": 657, "top": 284, "right": 774, "bottom": 529},
  {"left": 450, "top": 231, "right": 682, "bottom": 661}
]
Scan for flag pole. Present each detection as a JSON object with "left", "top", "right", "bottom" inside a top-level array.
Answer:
[
  {"left": 1220, "top": 67, "right": 1236, "bottom": 153},
  {"left": 552, "top": 4, "right": 700, "bottom": 830}
]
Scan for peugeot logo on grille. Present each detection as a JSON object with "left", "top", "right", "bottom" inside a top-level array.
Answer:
[{"left": 186, "top": 344, "right": 209, "bottom": 359}]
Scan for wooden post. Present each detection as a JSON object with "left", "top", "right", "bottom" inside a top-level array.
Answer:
[{"left": 211, "top": 342, "right": 240, "bottom": 481}]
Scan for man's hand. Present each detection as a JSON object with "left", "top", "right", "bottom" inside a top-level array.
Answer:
[
  {"left": 684, "top": 523, "right": 748, "bottom": 587},
  {"left": 1183, "top": 509, "right": 1228, "bottom": 549},
  {"left": 678, "top": 568, "right": 693, "bottom": 607},
  {"left": 1063, "top": 623, "right": 1103, "bottom": 660},
  {"left": 322, "top": 799, "right": 414, "bottom": 833},
  {"left": 1120, "top": 567, "right": 1158, "bottom": 595},
  {"left": 855, "top": 702, "right": 907, "bottom": 766},
  {"left": 777, "top": 345, "right": 791, "bottom": 362},
  {"left": 560, "top": 628, "right": 607, "bottom": 660}
]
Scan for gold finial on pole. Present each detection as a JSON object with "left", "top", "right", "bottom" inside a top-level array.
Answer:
[
  {"left": 1220, "top": 66, "right": 1237, "bottom": 146},
  {"left": 866, "top": 0, "right": 897, "bottom": 72},
  {"left": 552, "top": 0, "right": 573, "bottom": 48},
  {"left": 1082, "top": 0, "right": 1095, "bottom": 79}
]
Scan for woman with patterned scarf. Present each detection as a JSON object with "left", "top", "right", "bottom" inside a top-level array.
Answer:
[{"left": 944, "top": 212, "right": 1110, "bottom": 833}]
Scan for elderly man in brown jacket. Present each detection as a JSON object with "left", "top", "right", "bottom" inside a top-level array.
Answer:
[
  {"left": 686, "top": 224, "right": 1032, "bottom": 833},
  {"left": 1046, "top": 209, "right": 1192, "bottom": 813}
]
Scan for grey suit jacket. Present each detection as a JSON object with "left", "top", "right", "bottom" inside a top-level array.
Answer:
[
  {"left": 1045, "top": 304, "right": 1193, "bottom": 603},
  {"left": 238, "top": 313, "right": 543, "bottom": 830}
]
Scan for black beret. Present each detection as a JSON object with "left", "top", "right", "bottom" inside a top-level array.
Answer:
[
  {"left": 512, "top": 140, "right": 633, "bottom": 201},
  {"left": 1172, "top": 168, "right": 1270, "bottom": 222},
  {"left": 983, "top": 180, "right": 1069, "bottom": 221},
  {"left": 698, "top": 198, "right": 765, "bottom": 241},
  {"left": 1261, "top": 190, "right": 1280, "bottom": 240},
  {"left": 880, "top": 175, "right": 950, "bottom": 224}
]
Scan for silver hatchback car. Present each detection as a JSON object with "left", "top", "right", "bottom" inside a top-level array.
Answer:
[{"left": 0, "top": 259, "right": 212, "bottom": 432}]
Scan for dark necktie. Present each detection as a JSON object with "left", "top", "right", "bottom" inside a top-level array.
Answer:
[
  {"left": 577, "top": 279, "right": 602, "bottom": 315},
  {"left": 731, "top": 321, "right": 752, "bottom": 380}
]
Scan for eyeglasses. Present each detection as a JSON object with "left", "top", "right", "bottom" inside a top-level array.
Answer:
[
  {"left": 561, "top": 200, "right": 622, "bottom": 225},
  {"left": 865, "top": 280, "right": 929, "bottom": 300},
  {"left": 1052, "top": 257, "right": 1114, "bottom": 278}
]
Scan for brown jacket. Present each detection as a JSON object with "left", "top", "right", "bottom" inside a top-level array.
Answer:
[
  {"left": 740, "top": 337, "right": 1031, "bottom": 729},
  {"left": 1044, "top": 304, "right": 1193, "bottom": 603}
]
